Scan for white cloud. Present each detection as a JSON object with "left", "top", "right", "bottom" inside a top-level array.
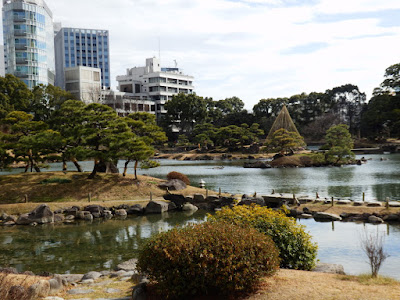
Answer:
[{"left": 2, "top": 0, "right": 400, "bottom": 108}]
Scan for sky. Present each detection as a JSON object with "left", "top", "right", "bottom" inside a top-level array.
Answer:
[{"left": 3, "top": 0, "right": 400, "bottom": 109}]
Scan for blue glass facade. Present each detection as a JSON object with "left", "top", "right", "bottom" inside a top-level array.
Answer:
[
  {"left": 55, "top": 28, "right": 110, "bottom": 88},
  {"left": 2, "top": 0, "right": 55, "bottom": 89}
]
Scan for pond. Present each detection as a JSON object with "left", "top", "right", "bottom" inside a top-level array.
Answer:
[
  {"left": 0, "top": 211, "right": 399, "bottom": 279},
  {"left": 0, "top": 153, "right": 399, "bottom": 278}
]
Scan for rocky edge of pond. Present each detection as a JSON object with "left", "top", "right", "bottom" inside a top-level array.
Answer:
[
  {"left": 1, "top": 186, "right": 400, "bottom": 227},
  {"left": 0, "top": 259, "right": 345, "bottom": 300}
]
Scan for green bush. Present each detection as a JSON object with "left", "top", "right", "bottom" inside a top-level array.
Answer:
[
  {"left": 209, "top": 205, "right": 318, "bottom": 270},
  {"left": 40, "top": 178, "right": 72, "bottom": 184},
  {"left": 137, "top": 221, "right": 280, "bottom": 299},
  {"left": 166, "top": 171, "right": 190, "bottom": 185}
]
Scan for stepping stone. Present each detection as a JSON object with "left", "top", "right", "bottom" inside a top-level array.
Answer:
[{"left": 67, "top": 288, "right": 94, "bottom": 295}]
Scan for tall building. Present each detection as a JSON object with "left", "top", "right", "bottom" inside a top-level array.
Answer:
[
  {"left": 116, "top": 57, "right": 194, "bottom": 118},
  {"left": 0, "top": 46, "right": 5, "bottom": 76},
  {"left": 54, "top": 27, "right": 110, "bottom": 90},
  {"left": 64, "top": 66, "right": 101, "bottom": 104},
  {"left": 2, "top": 0, "right": 55, "bottom": 88}
]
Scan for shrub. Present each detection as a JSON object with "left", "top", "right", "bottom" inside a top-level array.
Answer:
[
  {"left": 137, "top": 221, "right": 280, "bottom": 299},
  {"left": 209, "top": 205, "right": 318, "bottom": 270},
  {"left": 40, "top": 177, "right": 72, "bottom": 184},
  {"left": 166, "top": 171, "right": 190, "bottom": 185}
]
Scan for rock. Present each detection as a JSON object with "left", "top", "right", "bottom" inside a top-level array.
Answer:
[
  {"left": 303, "top": 207, "right": 311, "bottom": 214},
  {"left": 0, "top": 213, "right": 9, "bottom": 221},
  {"left": 115, "top": 209, "right": 127, "bottom": 217},
  {"left": 132, "top": 282, "right": 147, "bottom": 300},
  {"left": 336, "top": 200, "right": 352, "bottom": 205},
  {"left": 205, "top": 195, "right": 219, "bottom": 201},
  {"left": 82, "top": 271, "right": 102, "bottom": 281},
  {"left": 182, "top": 203, "right": 198, "bottom": 212},
  {"left": 64, "top": 206, "right": 80, "bottom": 216},
  {"left": 54, "top": 214, "right": 65, "bottom": 223},
  {"left": 368, "top": 215, "right": 384, "bottom": 224},
  {"left": 313, "top": 263, "right": 345, "bottom": 275},
  {"left": 65, "top": 215, "right": 75, "bottom": 221},
  {"left": 239, "top": 197, "right": 265, "bottom": 206},
  {"left": 131, "top": 273, "right": 146, "bottom": 284},
  {"left": 313, "top": 212, "right": 342, "bottom": 221},
  {"left": 389, "top": 202, "right": 400, "bottom": 208},
  {"left": 67, "top": 288, "right": 95, "bottom": 295},
  {"left": 49, "top": 275, "right": 65, "bottom": 294},
  {"left": 353, "top": 201, "right": 364, "bottom": 206},
  {"left": 158, "top": 179, "right": 187, "bottom": 191},
  {"left": 243, "top": 161, "right": 271, "bottom": 168},
  {"left": 145, "top": 201, "right": 169, "bottom": 214},
  {"left": 80, "top": 279, "right": 94, "bottom": 284},
  {"left": 127, "top": 204, "right": 144, "bottom": 215},
  {"left": 168, "top": 202, "right": 177, "bottom": 211},
  {"left": 105, "top": 288, "right": 122, "bottom": 293},
  {"left": 83, "top": 213, "right": 93, "bottom": 221},
  {"left": 163, "top": 193, "right": 186, "bottom": 208},
  {"left": 5, "top": 215, "right": 18, "bottom": 222},
  {"left": 28, "top": 279, "right": 51, "bottom": 298},
  {"left": 58, "top": 274, "right": 84, "bottom": 284},
  {"left": 0, "top": 267, "right": 18, "bottom": 274},
  {"left": 84, "top": 204, "right": 104, "bottom": 215},
  {"left": 4, "top": 221, "right": 16, "bottom": 226},
  {"left": 116, "top": 258, "right": 138, "bottom": 272},
  {"left": 299, "top": 213, "right": 313, "bottom": 219},
  {"left": 43, "top": 297, "right": 65, "bottom": 300},
  {"left": 28, "top": 204, "right": 54, "bottom": 224},
  {"left": 367, "top": 202, "right": 383, "bottom": 207},
  {"left": 103, "top": 210, "right": 113, "bottom": 218},
  {"left": 76, "top": 211, "right": 91, "bottom": 220},
  {"left": 383, "top": 214, "right": 400, "bottom": 222},
  {"left": 192, "top": 194, "right": 205, "bottom": 203}
]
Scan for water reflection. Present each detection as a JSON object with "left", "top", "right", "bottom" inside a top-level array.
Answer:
[{"left": 0, "top": 211, "right": 208, "bottom": 274}]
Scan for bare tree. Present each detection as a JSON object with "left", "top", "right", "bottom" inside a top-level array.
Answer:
[{"left": 360, "top": 229, "right": 389, "bottom": 278}]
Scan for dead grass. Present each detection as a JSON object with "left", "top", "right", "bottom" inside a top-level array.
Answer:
[
  {"left": 297, "top": 203, "right": 400, "bottom": 216},
  {"left": 0, "top": 273, "right": 49, "bottom": 300},
  {"left": 246, "top": 269, "right": 400, "bottom": 300},
  {"left": 0, "top": 172, "right": 219, "bottom": 215}
]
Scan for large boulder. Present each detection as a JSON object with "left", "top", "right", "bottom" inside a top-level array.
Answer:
[
  {"left": 28, "top": 279, "right": 51, "bottom": 298},
  {"left": 115, "top": 209, "right": 127, "bottom": 217},
  {"left": 368, "top": 215, "right": 384, "bottom": 224},
  {"left": 192, "top": 194, "right": 205, "bottom": 203},
  {"left": 83, "top": 205, "right": 105, "bottom": 216},
  {"left": 17, "top": 204, "right": 54, "bottom": 225},
  {"left": 158, "top": 179, "right": 187, "bottom": 191},
  {"left": 163, "top": 194, "right": 187, "bottom": 209},
  {"left": 145, "top": 201, "right": 169, "bottom": 214},
  {"left": 116, "top": 258, "right": 138, "bottom": 272},
  {"left": 239, "top": 197, "right": 265, "bottom": 207},
  {"left": 313, "top": 212, "right": 342, "bottom": 222},
  {"left": 182, "top": 203, "right": 198, "bottom": 212}
]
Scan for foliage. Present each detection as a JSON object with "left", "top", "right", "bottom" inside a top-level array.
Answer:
[
  {"left": 0, "top": 74, "right": 32, "bottom": 118},
  {"left": 167, "top": 171, "right": 190, "bottom": 185},
  {"left": 324, "top": 124, "right": 355, "bottom": 164},
  {"left": 137, "top": 221, "right": 280, "bottom": 299},
  {"left": 140, "top": 159, "right": 160, "bottom": 170},
  {"left": 209, "top": 205, "right": 318, "bottom": 270},
  {"left": 40, "top": 178, "right": 72, "bottom": 184},
  {"left": 265, "top": 128, "right": 306, "bottom": 154}
]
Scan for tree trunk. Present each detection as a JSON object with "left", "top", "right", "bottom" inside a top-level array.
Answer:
[
  {"left": 123, "top": 160, "right": 130, "bottom": 177},
  {"left": 71, "top": 158, "right": 83, "bottom": 172},
  {"left": 28, "top": 150, "right": 40, "bottom": 173},
  {"left": 62, "top": 159, "right": 67, "bottom": 172},
  {"left": 24, "top": 164, "right": 29, "bottom": 173},
  {"left": 88, "top": 160, "right": 99, "bottom": 179},
  {"left": 134, "top": 160, "right": 139, "bottom": 180}
]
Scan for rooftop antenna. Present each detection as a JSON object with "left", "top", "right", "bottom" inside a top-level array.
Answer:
[{"left": 174, "top": 60, "right": 178, "bottom": 68}]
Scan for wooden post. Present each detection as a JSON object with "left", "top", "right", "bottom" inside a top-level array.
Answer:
[
  {"left": 386, "top": 197, "right": 389, "bottom": 209},
  {"left": 88, "top": 193, "right": 91, "bottom": 203},
  {"left": 24, "top": 194, "right": 28, "bottom": 203},
  {"left": 150, "top": 192, "right": 153, "bottom": 202},
  {"left": 206, "top": 189, "right": 209, "bottom": 198},
  {"left": 363, "top": 192, "right": 365, "bottom": 202},
  {"left": 316, "top": 192, "right": 319, "bottom": 199},
  {"left": 331, "top": 196, "right": 334, "bottom": 207},
  {"left": 272, "top": 189, "right": 275, "bottom": 194},
  {"left": 332, "top": 221, "right": 335, "bottom": 231},
  {"left": 219, "top": 188, "right": 221, "bottom": 198}
]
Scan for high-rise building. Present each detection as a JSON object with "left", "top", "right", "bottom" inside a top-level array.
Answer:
[
  {"left": 54, "top": 27, "right": 110, "bottom": 89},
  {"left": 2, "top": 0, "right": 55, "bottom": 88},
  {"left": 0, "top": 46, "right": 5, "bottom": 76}
]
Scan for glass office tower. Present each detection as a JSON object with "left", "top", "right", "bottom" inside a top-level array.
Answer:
[
  {"left": 2, "top": 0, "right": 55, "bottom": 88},
  {"left": 55, "top": 28, "right": 110, "bottom": 89}
]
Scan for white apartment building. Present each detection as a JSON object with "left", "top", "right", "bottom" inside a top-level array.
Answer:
[
  {"left": 116, "top": 57, "right": 194, "bottom": 119},
  {"left": 101, "top": 90, "right": 156, "bottom": 117},
  {"left": 64, "top": 66, "right": 101, "bottom": 104}
]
